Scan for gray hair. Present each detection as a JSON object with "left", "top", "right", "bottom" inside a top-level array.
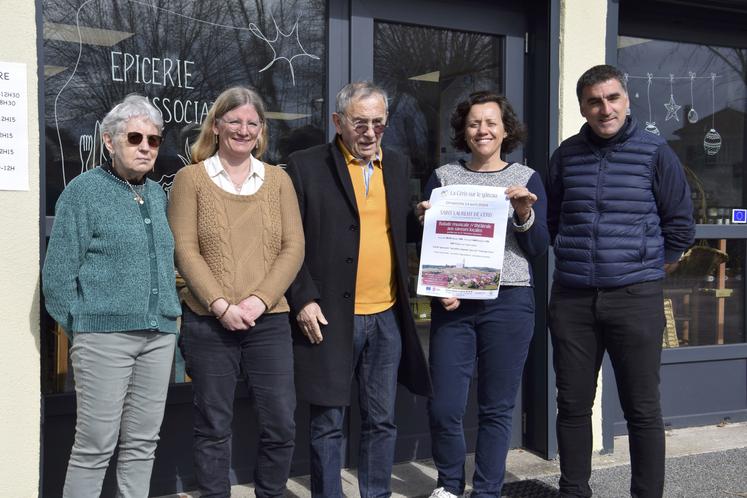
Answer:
[
  {"left": 576, "top": 65, "right": 627, "bottom": 103},
  {"left": 335, "top": 81, "right": 388, "bottom": 115},
  {"left": 101, "top": 94, "right": 163, "bottom": 136}
]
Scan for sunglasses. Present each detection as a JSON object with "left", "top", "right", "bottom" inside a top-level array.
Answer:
[
  {"left": 340, "top": 114, "right": 388, "bottom": 135},
  {"left": 125, "top": 132, "right": 163, "bottom": 148}
]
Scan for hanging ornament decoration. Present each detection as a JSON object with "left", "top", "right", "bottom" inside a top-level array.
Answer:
[
  {"left": 704, "top": 72, "right": 721, "bottom": 156},
  {"left": 687, "top": 71, "right": 699, "bottom": 123},
  {"left": 664, "top": 74, "right": 681, "bottom": 122},
  {"left": 644, "top": 73, "right": 660, "bottom": 135}
]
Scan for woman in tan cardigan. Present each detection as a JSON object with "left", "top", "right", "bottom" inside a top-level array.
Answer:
[{"left": 168, "top": 86, "right": 304, "bottom": 498}]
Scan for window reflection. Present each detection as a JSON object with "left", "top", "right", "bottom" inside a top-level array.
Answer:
[
  {"left": 41, "top": 0, "right": 327, "bottom": 393},
  {"left": 373, "top": 22, "right": 504, "bottom": 334},
  {"left": 664, "top": 239, "right": 745, "bottom": 347},
  {"left": 618, "top": 37, "right": 747, "bottom": 224},
  {"left": 374, "top": 21, "right": 504, "bottom": 193},
  {"left": 42, "top": 0, "right": 327, "bottom": 215}
]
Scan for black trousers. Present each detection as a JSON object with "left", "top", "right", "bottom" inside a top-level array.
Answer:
[
  {"left": 179, "top": 308, "right": 296, "bottom": 498},
  {"left": 549, "top": 280, "right": 665, "bottom": 498}
]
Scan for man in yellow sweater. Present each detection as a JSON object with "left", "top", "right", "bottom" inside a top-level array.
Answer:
[{"left": 285, "top": 81, "right": 430, "bottom": 498}]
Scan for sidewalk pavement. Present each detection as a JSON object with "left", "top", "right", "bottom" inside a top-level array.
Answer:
[{"left": 157, "top": 421, "right": 747, "bottom": 497}]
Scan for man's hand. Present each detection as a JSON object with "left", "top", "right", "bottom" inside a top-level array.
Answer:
[
  {"left": 296, "top": 301, "right": 328, "bottom": 344},
  {"left": 439, "top": 296, "right": 460, "bottom": 312},
  {"left": 237, "top": 295, "right": 267, "bottom": 327},
  {"left": 664, "top": 262, "right": 679, "bottom": 274},
  {"left": 416, "top": 200, "right": 431, "bottom": 225}
]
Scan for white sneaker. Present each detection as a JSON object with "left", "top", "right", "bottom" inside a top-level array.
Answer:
[{"left": 429, "top": 487, "right": 460, "bottom": 498}]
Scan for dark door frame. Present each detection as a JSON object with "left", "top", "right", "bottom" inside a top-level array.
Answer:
[{"left": 344, "top": 0, "right": 560, "bottom": 460}]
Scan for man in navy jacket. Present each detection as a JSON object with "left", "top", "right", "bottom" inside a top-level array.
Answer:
[{"left": 547, "top": 64, "right": 695, "bottom": 498}]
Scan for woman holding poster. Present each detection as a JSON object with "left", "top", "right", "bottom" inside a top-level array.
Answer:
[
  {"left": 420, "top": 91, "right": 549, "bottom": 498},
  {"left": 168, "top": 87, "right": 304, "bottom": 497}
]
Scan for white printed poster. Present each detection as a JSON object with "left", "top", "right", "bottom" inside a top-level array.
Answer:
[
  {"left": 0, "top": 61, "right": 28, "bottom": 191},
  {"left": 417, "top": 185, "right": 509, "bottom": 300}
]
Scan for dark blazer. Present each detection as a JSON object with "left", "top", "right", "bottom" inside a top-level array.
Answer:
[{"left": 285, "top": 140, "right": 431, "bottom": 406}]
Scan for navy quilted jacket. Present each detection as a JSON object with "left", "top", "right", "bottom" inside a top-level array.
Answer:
[{"left": 547, "top": 118, "right": 695, "bottom": 288}]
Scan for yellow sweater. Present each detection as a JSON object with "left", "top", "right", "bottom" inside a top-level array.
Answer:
[
  {"left": 339, "top": 140, "right": 396, "bottom": 314},
  {"left": 168, "top": 162, "right": 304, "bottom": 315}
]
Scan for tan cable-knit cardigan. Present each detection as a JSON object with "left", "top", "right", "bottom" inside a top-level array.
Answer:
[{"left": 168, "top": 161, "right": 304, "bottom": 315}]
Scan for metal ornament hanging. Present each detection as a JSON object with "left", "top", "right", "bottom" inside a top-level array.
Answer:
[
  {"left": 644, "top": 73, "right": 660, "bottom": 135},
  {"left": 687, "top": 71, "right": 699, "bottom": 123},
  {"left": 704, "top": 73, "right": 721, "bottom": 156}
]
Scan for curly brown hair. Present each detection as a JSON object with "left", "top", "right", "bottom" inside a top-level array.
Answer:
[{"left": 450, "top": 91, "right": 526, "bottom": 154}]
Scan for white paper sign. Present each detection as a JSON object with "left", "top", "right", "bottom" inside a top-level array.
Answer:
[
  {"left": 417, "top": 185, "right": 509, "bottom": 300},
  {"left": 0, "top": 62, "right": 28, "bottom": 191}
]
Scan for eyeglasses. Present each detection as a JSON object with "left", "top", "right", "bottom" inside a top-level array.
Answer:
[
  {"left": 124, "top": 132, "right": 163, "bottom": 148},
  {"left": 339, "top": 114, "right": 388, "bottom": 135},
  {"left": 218, "top": 118, "right": 262, "bottom": 132}
]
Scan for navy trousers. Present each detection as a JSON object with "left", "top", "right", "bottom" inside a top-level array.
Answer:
[
  {"left": 428, "top": 286, "right": 535, "bottom": 497},
  {"left": 309, "top": 307, "right": 402, "bottom": 498},
  {"left": 179, "top": 308, "right": 296, "bottom": 498}
]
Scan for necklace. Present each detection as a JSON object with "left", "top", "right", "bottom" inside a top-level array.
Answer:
[
  {"left": 219, "top": 156, "right": 251, "bottom": 193},
  {"left": 103, "top": 165, "right": 146, "bottom": 204},
  {"left": 126, "top": 181, "right": 146, "bottom": 205}
]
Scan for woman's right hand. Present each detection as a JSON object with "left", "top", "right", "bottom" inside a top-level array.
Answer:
[
  {"left": 219, "top": 305, "right": 250, "bottom": 331},
  {"left": 416, "top": 200, "right": 431, "bottom": 225},
  {"left": 212, "top": 298, "right": 250, "bottom": 331},
  {"left": 439, "top": 296, "right": 460, "bottom": 312}
]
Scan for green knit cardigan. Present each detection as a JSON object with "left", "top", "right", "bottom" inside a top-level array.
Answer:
[{"left": 42, "top": 167, "right": 181, "bottom": 336}]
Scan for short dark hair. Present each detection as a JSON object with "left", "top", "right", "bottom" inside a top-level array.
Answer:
[
  {"left": 576, "top": 64, "right": 627, "bottom": 102},
  {"left": 450, "top": 91, "right": 526, "bottom": 154}
]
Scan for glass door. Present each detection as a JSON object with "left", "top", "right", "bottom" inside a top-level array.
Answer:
[{"left": 347, "top": 0, "right": 530, "bottom": 461}]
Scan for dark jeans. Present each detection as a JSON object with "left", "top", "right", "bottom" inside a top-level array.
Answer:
[
  {"left": 309, "top": 307, "right": 402, "bottom": 498},
  {"left": 179, "top": 308, "right": 296, "bottom": 498},
  {"left": 549, "top": 281, "right": 666, "bottom": 498},
  {"left": 428, "top": 287, "right": 535, "bottom": 497}
]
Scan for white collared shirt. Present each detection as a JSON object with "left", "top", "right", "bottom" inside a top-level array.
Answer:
[{"left": 204, "top": 153, "right": 265, "bottom": 195}]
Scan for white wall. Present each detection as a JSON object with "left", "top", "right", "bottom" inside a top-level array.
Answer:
[
  {"left": 0, "top": 2, "right": 41, "bottom": 496},
  {"left": 558, "top": 0, "right": 608, "bottom": 452}
]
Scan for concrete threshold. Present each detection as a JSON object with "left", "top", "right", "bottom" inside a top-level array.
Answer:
[{"left": 157, "top": 421, "right": 747, "bottom": 497}]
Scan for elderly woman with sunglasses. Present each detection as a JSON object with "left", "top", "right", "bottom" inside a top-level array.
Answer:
[
  {"left": 42, "top": 94, "right": 180, "bottom": 498},
  {"left": 168, "top": 86, "right": 304, "bottom": 498}
]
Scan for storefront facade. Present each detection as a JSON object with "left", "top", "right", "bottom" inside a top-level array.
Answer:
[
  {"left": 603, "top": 0, "right": 747, "bottom": 448},
  {"left": 1, "top": 0, "right": 746, "bottom": 495}
]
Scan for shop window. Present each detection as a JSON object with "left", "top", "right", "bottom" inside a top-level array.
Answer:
[
  {"left": 618, "top": 36, "right": 747, "bottom": 348},
  {"left": 41, "top": 0, "right": 327, "bottom": 393},
  {"left": 618, "top": 37, "right": 747, "bottom": 225},
  {"left": 664, "top": 239, "right": 745, "bottom": 347}
]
